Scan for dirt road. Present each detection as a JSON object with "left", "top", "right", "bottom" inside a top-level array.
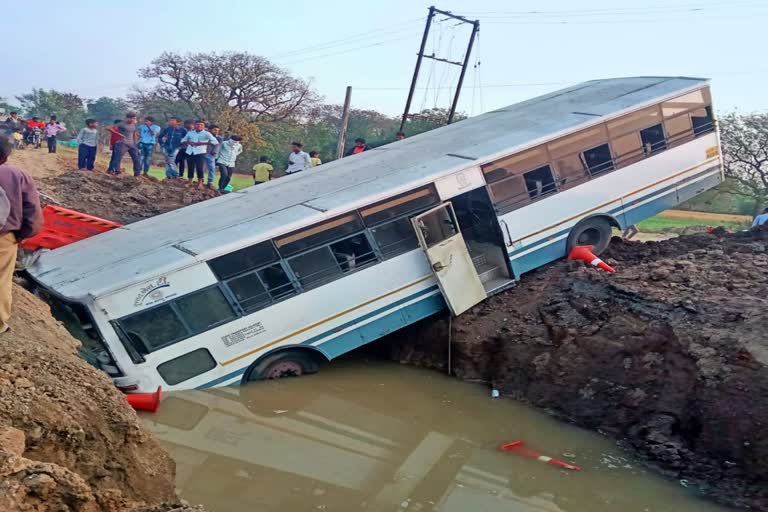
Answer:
[{"left": 658, "top": 209, "right": 752, "bottom": 223}]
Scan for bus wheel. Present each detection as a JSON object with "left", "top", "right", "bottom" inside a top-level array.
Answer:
[
  {"left": 246, "top": 350, "right": 319, "bottom": 381},
  {"left": 567, "top": 217, "right": 612, "bottom": 255}
]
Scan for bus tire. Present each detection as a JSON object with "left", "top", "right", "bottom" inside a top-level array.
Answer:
[
  {"left": 566, "top": 217, "right": 612, "bottom": 255},
  {"left": 245, "top": 350, "right": 319, "bottom": 381}
]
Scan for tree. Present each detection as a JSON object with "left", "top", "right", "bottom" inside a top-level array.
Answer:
[
  {"left": 719, "top": 112, "right": 768, "bottom": 213},
  {"left": 86, "top": 97, "right": 130, "bottom": 124},
  {"left": 137, "top": 52, "right": 317, "bottom": 122},
  {"left": 0, "top": 97, "right": 19, "bottom": 115},
  {"left": 16, "top": 89, "right": 86, "bottom": 132}
]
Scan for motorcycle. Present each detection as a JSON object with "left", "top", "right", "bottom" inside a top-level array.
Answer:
[{"left": 24, "top": 127, "right": 42, "bottom": 149}]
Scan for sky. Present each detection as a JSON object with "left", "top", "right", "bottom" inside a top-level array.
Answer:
[{"left": 2, "top": 0, "right": 767, "bottom": 117}]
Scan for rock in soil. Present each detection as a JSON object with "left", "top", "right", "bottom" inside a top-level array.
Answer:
[
  {"left": 0, "top": 284, "right": 209, "bottom": 511},
  {"left": 378, "top": 228, "right": 768, "bottom": 511}
]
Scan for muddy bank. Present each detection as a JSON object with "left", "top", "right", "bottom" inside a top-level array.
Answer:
[
  {"left": 39, "top": 171, "right": 218, "bottom": 225},
  {"left": 378, "top": 229, "right": 768, "bottom": 510},
  {"left": 0, "top": 284, "right": 205, "bottom": 511}
]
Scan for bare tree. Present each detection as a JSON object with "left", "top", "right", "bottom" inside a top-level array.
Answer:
[
  {"left": 137, "top": 52, "right": 317, "bottom": 122},
  {"left": 720, "top": 112, "right": 768, "bottom": 212}
]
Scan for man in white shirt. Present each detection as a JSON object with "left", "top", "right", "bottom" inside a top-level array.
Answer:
[
  {"left": 286, "top": 142, "right": 311, "bottom": 174},
  {"left": 180, "top": 120, "right": 219, "bottom": 189},
  {"left": 753, "top": 208, "right": 768, "bottom": 228}
]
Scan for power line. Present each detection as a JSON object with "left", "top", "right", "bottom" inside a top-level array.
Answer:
[
  {"left": 270, "top": 17, "right": 424, "bottom": 60},
  {"left": 456, "top": 1, "right": 768, "bottom": 17}
]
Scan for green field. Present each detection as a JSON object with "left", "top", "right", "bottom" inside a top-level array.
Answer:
[{"left": 637, "top": 216, "right": 750, "bottom": 232}]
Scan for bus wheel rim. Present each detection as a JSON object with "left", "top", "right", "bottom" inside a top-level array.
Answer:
[{"left": 266, "top": 361, "right": 303, "bottom": 379}]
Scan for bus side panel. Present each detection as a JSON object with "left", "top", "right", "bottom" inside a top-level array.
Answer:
[{"left": 500, "top": 133, "right": 720, "bottom": 278}]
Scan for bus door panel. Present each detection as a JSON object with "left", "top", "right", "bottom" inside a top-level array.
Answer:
[{"left": 412, "top": 203, "right": 486, "bottom": 316}]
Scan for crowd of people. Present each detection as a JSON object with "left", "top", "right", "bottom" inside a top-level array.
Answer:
[{"left": 2, "top": 111, "right": 407, "bottom": 193}]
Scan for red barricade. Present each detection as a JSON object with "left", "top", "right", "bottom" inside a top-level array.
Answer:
[{"left": 20, "top": 205, "right": 122, "bottom": 251}]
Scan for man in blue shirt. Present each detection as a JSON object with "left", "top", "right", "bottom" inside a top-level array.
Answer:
[
  {"left": 753, "top": 208, "right": 768, "bottom": 228},
  {"left": 157, "top": 117, "right": 187, "bottom": 179},
  {"left": 137, "top": 116, "right": 161, "bottom": 176},
  {"left": 180, "top": 120, "right": 219, "bottom": 189}
]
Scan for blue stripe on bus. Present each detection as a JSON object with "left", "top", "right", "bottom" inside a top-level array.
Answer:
[
  {"left": 299, "top": 285, "right": 440, "bottom": 348},
  {"left": 197, "top": 285, "right": 442, "bottom": 389}
]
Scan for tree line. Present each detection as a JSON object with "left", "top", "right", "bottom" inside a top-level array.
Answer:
[{"left": 1, "top": 51, "right": 462, "bottom": 172}]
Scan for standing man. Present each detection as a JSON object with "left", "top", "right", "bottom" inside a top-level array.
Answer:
[
  {"left": 44, "top": 117, "right": 65, "bottom": 153},
  {"left": 137, "top": 116, "right": 160, "bottom": 176},
  {"left": 109, "top": 113, "right": 141, "bottom": 176},
  {"left": 0, "top": 138, "right": 43, "bottom": 333},
  {"left": 106, "top": 119, "right": 123, "bottom": 174},
  {"left": 180, "top": 120, "right": 219, "bottom": 189},
  {"left": 345, "top": 138, "right": 370, "bottom": 157},
  {"left": 216, "top": 135, "right": 243, "bottom": 193},
  {"left": 753, "top": 208, "right": 768, "bottom": 228},
  {"left": 286, "top": 142, "right": 311, "bottom": 175},
  {"left": 205, "top": 125, "right": 222, "bottom": 188},
  {"left": 175, "top": 119, "right": 195, "bottom": 180},
  {"left": 157, "top": 117, "right": 187, "bottom": 179},
  {"left": 76, "top": 119, "right": 99, "bottom": 171}
]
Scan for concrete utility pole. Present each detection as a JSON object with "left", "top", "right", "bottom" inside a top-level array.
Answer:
[{"left": 336, "top": 86, "right": 352, "bottom": 159}]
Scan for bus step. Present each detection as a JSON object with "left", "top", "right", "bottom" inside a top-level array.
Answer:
[
  {"left": 476, "top": 263, "right": 502, "bottom": 284},
  {"left": 483, "top": 276, "right": 516, "bottom": 295}
]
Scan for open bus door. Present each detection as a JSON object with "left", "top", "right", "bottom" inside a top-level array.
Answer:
[{"left": 412, "top": 203, "right": 486, "bottom": 316}]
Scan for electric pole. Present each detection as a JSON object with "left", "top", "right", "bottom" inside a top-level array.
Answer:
[{"left": 399, "top": 6, "right": 480, "bottom": 132}]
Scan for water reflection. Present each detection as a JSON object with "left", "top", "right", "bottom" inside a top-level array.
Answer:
[{"left": 142, "top": 360, "right": 731, "bottom": 512}]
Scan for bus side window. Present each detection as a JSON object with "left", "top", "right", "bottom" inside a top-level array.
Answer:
[
  {"left": 640, "top": 124, "right": 667, "bottom": 155},
  {"left": 279, "top": 213, "right": 379, "bottom": 291},
  {"left": 582, "top": 143, "right": 615, "bottom": 176},
  {"left": 523, "top": 165, "right": 556, "bottom": 199},
  {"left": 361, "top": 185, "right": 439, "bottom": 259},
  {"left": 691, "top": 107, "right": 714, "bottom": 136}
]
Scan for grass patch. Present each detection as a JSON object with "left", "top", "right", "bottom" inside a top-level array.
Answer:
[
  {"left": 145, "top": 167, "right": 254, "bottom": 191},
  {"left": 637, "top": 215, "right": 750, "bottom": 232}
]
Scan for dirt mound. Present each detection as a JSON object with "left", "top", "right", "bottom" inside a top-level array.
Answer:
[
  {"left": 39, "top": 171, "right": 218, "bottom": 225},
  {"left": 380, "top": 229, "right": 768, "bottom": 510},
  {"left": 0, "top": 284, "right": 206, "bottom": 511}
]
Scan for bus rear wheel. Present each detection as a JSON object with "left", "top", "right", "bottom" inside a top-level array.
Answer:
[
  {"left": 246, "top": 350, "right": 319, "bottom": 381},
  {"left": 567, "top": 217, "right": 612, "bottom": 255}
]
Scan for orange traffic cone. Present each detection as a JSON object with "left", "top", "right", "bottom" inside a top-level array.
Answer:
[
  {"left": 125, "top": 386, "right": 162, "bottom": 413},
  {"left": 568, "top": 245, "right": 616, "bottom": 273},
  {"left": 500, "top": 440, "right": 582, "bottom": 471}
]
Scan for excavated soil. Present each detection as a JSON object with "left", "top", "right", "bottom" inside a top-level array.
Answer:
[
  {"left": 38, "top": 171, "right": 218, "bottom": 225},
  {"left": 378, "top": 228, "right": 768, "bottom": 510},
  {"left": 0, "top": 284, "right": 205, "bottom": 511}
]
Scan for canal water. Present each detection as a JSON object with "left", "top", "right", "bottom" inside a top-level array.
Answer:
[{"left": 141, "top": 359, "right": 732, "bottom": 512}]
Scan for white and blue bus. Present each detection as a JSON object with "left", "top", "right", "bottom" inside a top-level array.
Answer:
[{"left": 29, "top": 77, "right": 722, "bottom": 393}]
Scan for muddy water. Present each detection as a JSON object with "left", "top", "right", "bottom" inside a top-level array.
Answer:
[{"left": 142, "top": 360, "right": 732, "bottom": 512}]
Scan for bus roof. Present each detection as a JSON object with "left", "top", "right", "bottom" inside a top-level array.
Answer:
[{"left": 30, "top": 76, "right": 709, "bottom": 300}]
